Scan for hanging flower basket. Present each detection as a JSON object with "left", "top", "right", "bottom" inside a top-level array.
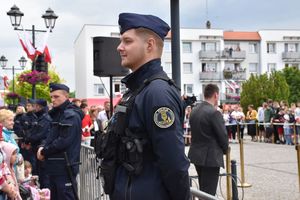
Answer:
[
  {"left": 6, "top": 92, "right": 20, "bottom": 100},
  {"left": 18, "top": 70, "right": 50, "bottom": 85}
]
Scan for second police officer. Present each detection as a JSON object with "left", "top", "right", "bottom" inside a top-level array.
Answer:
[{"left": 37, "top": 83, "right": 84, "bottom": 200}]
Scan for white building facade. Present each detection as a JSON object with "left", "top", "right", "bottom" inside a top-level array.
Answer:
[{"left": 74, "top": 25, "right": 300, "bottom": 103}]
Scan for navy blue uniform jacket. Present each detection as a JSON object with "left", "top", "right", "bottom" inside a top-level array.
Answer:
[
  {"left": 42, "top": 100, "right": 84, "bottom": 175},
  {"left": 112, "top": 59, "right": 190, "bottom": 200}
]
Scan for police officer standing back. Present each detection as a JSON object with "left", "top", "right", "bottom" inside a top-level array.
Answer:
[
  {"left": 26, "top": 99, "right": 51, "bottom": 189},
  {"left": 37, "top": 83, "right": 84, "bottom": 200},
  {"left": 101, "top": 13, "right": 190, "bottom": 200}
]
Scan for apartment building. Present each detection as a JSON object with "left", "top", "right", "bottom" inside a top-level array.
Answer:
[{"left": 74, "top": 25, "right": 300, "bottom": 103}]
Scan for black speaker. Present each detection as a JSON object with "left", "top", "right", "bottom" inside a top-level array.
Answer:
[
  {"left": 35, "top": 54, "right": 48, "bottom": 73},
  {"left": 93, "top": 37, "right": 129, "bottom": 77}
]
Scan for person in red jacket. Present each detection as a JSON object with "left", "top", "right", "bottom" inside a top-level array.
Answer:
[{"left": 80, "top": 103, "right": 93, "bottom": 146}]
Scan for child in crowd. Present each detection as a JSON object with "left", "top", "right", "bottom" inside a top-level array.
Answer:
[
  {"left": 21, "top": 160, "right": 51, "bottom": 200},
  {"left": 1, "top": 142, "right": 22, "bottom": 200},
  {"left": 22, "top": 161, "right": 38, "bottom": 187},
  {"left": 0, "top": 141, "right": 19, "bottom": 200},
  {"left": 283, "top": 113, "right": 292, "bottom": 145}
]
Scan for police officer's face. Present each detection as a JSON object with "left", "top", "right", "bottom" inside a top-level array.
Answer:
[
  {"left": 50, "top": 90, "right": 68, "bottom": 108},
  {"left": 26, "top": 104, "right": 35, "bottom": 112},
  {"left": 117, "top": 29, "right": 147, "bottom": 71}
]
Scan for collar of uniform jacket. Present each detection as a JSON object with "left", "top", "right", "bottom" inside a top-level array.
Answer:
[
  {"left": 49, "top": 100, "right": 70, "bottom": 117},
  {"left": 121, "top": 58, "right": 163, "bottom": 91}
]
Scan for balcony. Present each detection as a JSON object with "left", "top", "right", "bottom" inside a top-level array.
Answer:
[
  {"left": 222, "top": 50, "right": 246, "bottom": 61},
  {"left": 199, "top": 50, "right": 220, "bottom": 60},
  {"left": 199, "top": 71, "right": 222, "bottom": 80},
  {"left": 282, "top": 51, "right": 300, "bottom": 62},
  {"left": 223, "top": 70, "right": 246, "bottom": 80}
]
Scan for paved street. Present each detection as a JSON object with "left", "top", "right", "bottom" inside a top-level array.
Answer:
[{"left": 187, "top": 136, "right": 300, "bottom": 200}]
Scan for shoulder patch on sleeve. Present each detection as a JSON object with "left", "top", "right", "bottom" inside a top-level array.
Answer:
[{"left": 153, "top": 107, "right": 175, "bottom": 128}]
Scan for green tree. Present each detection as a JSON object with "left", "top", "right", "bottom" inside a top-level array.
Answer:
[
  {"left": 282, "top": 67, "right": 300, "bottom": 103},
  {"left": 240, "top": 71, "right": 289, "bottom": 111}
]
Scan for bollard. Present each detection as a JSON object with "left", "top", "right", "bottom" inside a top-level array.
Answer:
[
  {"left": 236, "top": 124, "right": 240, "bottom": 141},
  {"left": 294, "top": 124, "right": 297, "bottom": 145},
  {"left": 296, "top": 145, "right": 300, "bottom": 192},
  {"left": 237, "top": 139, "right": 252, "bottom": 188},
  {"left": 231, "top": 160, "right": 238, "bottom": 200},
  {"left": 255, "top": 122, "right": 259, "bottom": 141},
  {"left": 226, "top": 147, "right": 232, "bottom": 200}
]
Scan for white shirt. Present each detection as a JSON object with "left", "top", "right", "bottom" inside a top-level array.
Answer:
[{"left": 97, "top": 110, "right": 108, "bottom": 123}]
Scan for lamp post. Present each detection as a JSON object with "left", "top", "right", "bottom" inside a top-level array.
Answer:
[
  {"left": 0, "top": 55, "right": 27, "bottom": 104},
  {"left": 7, "top": 5, "right": 58, "bottom": 99}
]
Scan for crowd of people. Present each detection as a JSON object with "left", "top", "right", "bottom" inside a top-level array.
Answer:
[
  {"left": 0, "top": 94, "right": 115, "bottom": 199},
  {"left": 183, "top": 99, "right": 300, "bottom": 146}
]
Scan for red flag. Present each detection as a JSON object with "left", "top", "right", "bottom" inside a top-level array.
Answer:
[
  {"left": 3, "top": 76, "right": 9, "bottom": 89},
  {"left": 43, "top": 46, "right": 52, "bottom": 63},
  {"left": 17, "top": 31, "right": 36, "bottom": 61},
  {"left": 36, "top": 28, "right": 52, "bottom": 63}
]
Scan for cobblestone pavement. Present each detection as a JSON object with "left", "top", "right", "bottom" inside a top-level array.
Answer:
[{"left": 186, "top": 136, "right": 300, "bottom": 200}]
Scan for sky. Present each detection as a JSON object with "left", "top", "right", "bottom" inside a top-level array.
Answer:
[{"left": 1, "top": 0, "right": 300, "bottom": 91}]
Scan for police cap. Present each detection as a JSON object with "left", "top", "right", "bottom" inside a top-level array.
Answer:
[
  {"left": 27, "top": 99, "right": 36, "bottom": 105},
  {"left": 118, "top": 13, "right": 170, "bottom": 40},
  {"left": 17, "top": 102, "right": 25, "bottom": 107},
  {"left": 49, "top": 83, "right": 69, "bottom": 93},
  {"left": 35, "top": 99, "right": 47, "bottom": 107}
]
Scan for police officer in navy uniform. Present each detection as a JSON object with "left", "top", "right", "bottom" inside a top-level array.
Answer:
[
  {"left": 37, "top": 83, "right": 84, "bottom": 200},
  {"left": 13, "top": 103, "right": 26, "bottom": 138},
  {"left": 25, "top": 99, "right": 51, "bottom": 189},
  {"left": 21, "top": 99, "right": 38, "bottom": 174},
  {"left": 107, "top": 13, "right": 190, "bottom": 200}
]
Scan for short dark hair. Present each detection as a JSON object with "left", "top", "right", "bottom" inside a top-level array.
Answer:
[
  {"left": 204, "top": 84, "right": 219, "bottom": 99},
  {"left": 80, "top": 103, "right": 88, "bottom": 109}
]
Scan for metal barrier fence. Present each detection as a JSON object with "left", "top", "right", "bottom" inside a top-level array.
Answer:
[
  {"left": 79, "top": 144, "right": 109, "bottom": 200},
  {"left": 79, "top": 144, "right": 219, "bottom": 200}
]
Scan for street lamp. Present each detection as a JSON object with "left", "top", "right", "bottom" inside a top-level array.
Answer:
[
  {"left": 0, "top": 55, "right": 27, "bottom": 104},
  {"left": 7, "top": 4, "right": 58, "bottom": 99}
]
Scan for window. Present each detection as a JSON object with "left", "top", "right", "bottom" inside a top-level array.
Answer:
[
  {"left": 182, "top": 42, "right": 192, "bottom": 53},
  {"left": 202, "top": 63, "right": 217, "bottom": 72},
  {"left": 163, "top": 62, "right": 172, "bottom": 74},
  {"left": 202, "top": 42, "right": 216, "bottom": 51},
  {"left": 114, "top": 83, "right": 120, "bottom": 93},
  {"left": 164, "top": 40, "right": 171, "bottom": 52},
  {"left": 184, "top": 84, "right": 193, "bottom": 95},
  {"left": 285, "top": 43, "right": 298, "bottom": 52},
  {"left": 94, "top": 84, "right": 105, "bottom": 96},
  {"left": 267, "top": 63, "right": 276, "bottom": 72},
  {"left": 267, "top": 43, "right": 276, "bottom": 53},
  {"left": 249, "top": 63, "right": 258, "bottom": 73},
  {"left": 183, "top": 62, "right": 193, "bottom": 74},
  {"left": 249, "top": 43, "right": 258, "bottom": 53}
]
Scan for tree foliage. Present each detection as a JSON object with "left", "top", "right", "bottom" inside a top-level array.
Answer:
[
  {"left": 282, "top": 67, "right": 300, "bottom": 103},
  {"left": 240, "top": 71, "right": 289, "bottom": 111},
  {"left": 5, "top": 68, "right": 64, "bottom": 104}
]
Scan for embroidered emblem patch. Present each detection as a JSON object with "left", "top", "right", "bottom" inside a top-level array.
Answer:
[{"left": 153, "top": 107, "right": 175, "bottom": 128}]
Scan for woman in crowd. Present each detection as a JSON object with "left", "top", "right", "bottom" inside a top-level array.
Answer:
[
  {"left": 89, "top": 105, "right": 103, "bottom": 147},
  {"left": 246, "top": 105, "right": 257, "bottom": 141}
]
